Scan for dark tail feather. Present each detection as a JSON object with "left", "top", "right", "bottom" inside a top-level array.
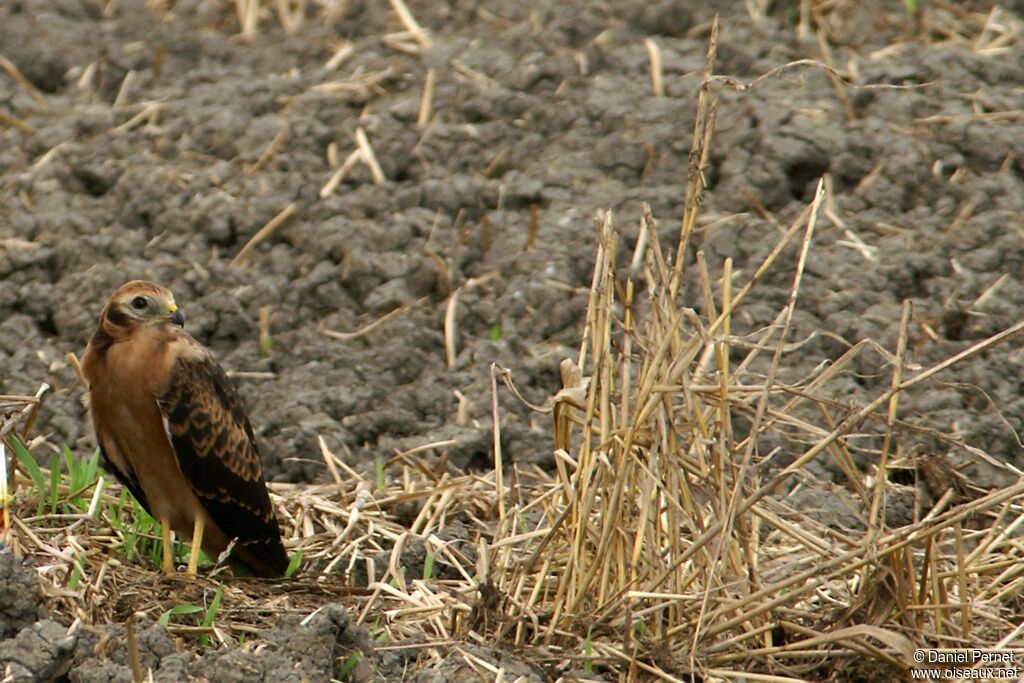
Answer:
[{"left": 230, "top": 537, "right": 290, "bottom": 577}]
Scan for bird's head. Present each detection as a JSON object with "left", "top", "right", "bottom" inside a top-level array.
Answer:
[{"left": 99, "top": 280, "right": 185, "bottom": 339}]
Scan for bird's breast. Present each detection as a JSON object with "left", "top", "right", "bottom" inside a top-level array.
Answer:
[{"left": 85, "top": 335, "right": 212, "bottom": 535}]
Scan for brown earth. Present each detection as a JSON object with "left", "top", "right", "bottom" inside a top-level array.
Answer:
[{"left": 1, "top": 0, "right": 1023, "bottom": 680}]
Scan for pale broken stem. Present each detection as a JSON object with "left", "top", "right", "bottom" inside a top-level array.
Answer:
[
  {"left": 972, "top": 272, "right": 1008, "bottom": 309},
  {"left": 311, "top": 67, "right": 396, "bottom": 95},
  {"left": 247, "top": 130, "right": 289, "bottom": 176},
  {"left": 816, "top": 31, "right": 854, "bottom": 121},
  {"left": 672, "top": 17, "right": 718, "bottom": 302},
  {"left": 114, "top": 102, "right": 166, "bottom": 132},
  {"left": 0, "top": 110, "right": 35, "bottom": 134},
  {"left": 629, "top": 204, "right": 652, "bottom": 271},
  {"left": 86, "top": 477, "right": 106, "bottom": 519},
  {"left": 76, "top": 61, "right": 98, "bottom": 91},
  {"left": 382, "top": 31, "right": 428, "bottom": 55},
  {"left": 319, "top": 148, "right": 363, "bottom": 198},
  {"left": 418, "top": 68, "right": 436, "bottom": 127},
  {"left": 66, "top": 352, "right": 88, "bottom": 387},
  {"left": 113, "top": 69, "right": 137, "bottom": 107},
  {"left": 443, "top": 271, "right": 499, "bottom": 367},
  {"left": 126, "top": 613, "right": 145, "bottom": 683},
  {"left": 354, "top": 127, "right": 386, "bottom": 185},
  {"left": 258, "top": 306, "right": 272, "bottom": 355},
  {"left": 955, "top": 521, "right": 969, "bottom": 640},
  {"left": 868, "top": 300, "right": 911, "bottom": 531},
  {"left": 317, "top": 435, "right": 343, "bottom": 491},
  {"left": 0, "top": 383, "right": 50, "bottom": 443},
  {"left": 444, "top": 290, "right": 459, "bottom": 368},
  {"left": 490, "top": 364, "right": 506, "bottom": 523},
  {"left": 230, "top": 202, "right": 299, "bottom": 267},
  {"left": 322, "top": 297, "right": 427, "bottom": 342},
  {"left": 275, "top": 0, "right": 304, "bottom": 33},
  {"left": 743, "top": 0, "right": 769, "bottom": 21},
  {"left": 226, "top": 371, "right": 275, "bottom": 380},
  {"left": 825, "top": 206, "right": 877, "bottom": 261},
  {"left": 388, "top": 0, "right": 431, "bottom": 47},
  {"left": 31, "top": 142, "right": 67, "bottom": 172},
  {"left": 235, "top": 0, "right": 259, "bottom": 37},
  {"left": 0, "top": 54, "right": 47, "bottom": 108},
  {"left": 645, "top": 38, "right": 665, "bottom": 97},
  {"left": 323, "top": 42, "right": 355, "bottom": 71}
]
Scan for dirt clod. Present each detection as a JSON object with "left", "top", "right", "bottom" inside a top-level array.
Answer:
[
  {"left": 0, "top": 619, "right": 76, "bottom": 683},
  {"left": 0, "top": 550, "right": 46, "bottom": 639}
]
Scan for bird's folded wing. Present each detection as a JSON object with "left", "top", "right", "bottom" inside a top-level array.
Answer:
[
  {"left": 156, "top": 346, "right": 288, "bottom": 575},
  {"left": 96, "top": 442, "right": 151, "bottom": 514}
]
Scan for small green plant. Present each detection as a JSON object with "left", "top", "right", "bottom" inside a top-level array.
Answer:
[
  {"left": 370, "top": 614, "right": 388, "bottom": 642},
  {"left": 199, "top": 584, "right": 224, "bottom": 646},
  {"left": 68, "top": 564, "right": 83, "bottom": 590},
  {"left": 107, "top": 491, "right": 148, "bottom": 561},
  {"left": 631, "top": 619, "right": 645, "bottom": 640},
  {"left": 583, "top": 625, "right": 595, "bottom": 674},
  {"left": 390, "top": 565, "right": 407, "bottom": 589},
  {"left": 334, "top": 652, "right": 361, "bottom": 681},
  {"left": 64, "top": 447, "right": 101, "bottom": 510},
  {"left": 9, "top": 436, "right": 45, "bottom": 514},
  {"left": 157, "top": 603, "right": 204, "bottom": 628},
  {"left": 11, "top": 438, "right": 103, "bottom": 516},
  {"left": 422, "top": 552, "right": 434, "bottom": 581},
  {"left": 285, "top": 548, "right": 303, "bottom": 578},
  {"left": 783, "top": 4, "right": 799, "bottom": 30},
  {"left": 47, "top": 453, "right": 60, "bottom": 514},
  {"left": 106, "top": 493, "right": 190, "bottom": 568},
  {"left": 156, "top": 585, "right": 224, "bottom": 641},
  {"left": 489, "top": 323, "right": 502, "bottom": 341}
]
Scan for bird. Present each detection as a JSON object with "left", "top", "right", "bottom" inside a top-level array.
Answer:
[{"left": 81, "top": 280, "right": 288, "bottom": 577}]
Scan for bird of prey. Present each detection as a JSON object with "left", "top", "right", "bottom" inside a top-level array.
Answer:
[{"left": 81, "top": 280, "right": 288, "bottom": 577}]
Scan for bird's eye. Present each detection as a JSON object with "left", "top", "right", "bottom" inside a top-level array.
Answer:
[{"left": 131, "top": 296, "right": 148, "bottom": 310}]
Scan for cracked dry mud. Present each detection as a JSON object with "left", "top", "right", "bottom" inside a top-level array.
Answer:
[{"left": 1, "top": 0, "right": 1023, "bottom": 680}]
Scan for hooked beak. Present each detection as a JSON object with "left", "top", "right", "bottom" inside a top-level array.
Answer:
[{"left": 168, "top": 303, "right": 185, "bottom": 327}]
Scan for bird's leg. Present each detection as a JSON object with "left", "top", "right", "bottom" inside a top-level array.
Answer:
[
  {"left": 160, "top": 517, "right": 174, "bottom": 574},
  {"left": 186, "top": 517, "right": 205, "bottom": 577}
]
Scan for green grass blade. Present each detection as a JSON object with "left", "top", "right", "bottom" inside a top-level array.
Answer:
[
  {"left": 336, "top": 653, "right": 361, "bottom": 680},
  {"left": 423, "top": 553, "right": 434, "bottom": 581},
  {"left": 84, "top": 448, "right": 101, "bottom": 486},
  {"left": 285, "top": 549, "right": 303, "bottom": 578},
  {"left": 199, "top": 584, "right": 224, "bottom": 646},
  {"left": 48, "top": 453, "right": 60, "bottom": 514},
  {"left": 9, "top": 436, "right": 44, "bottom": 493},
  {"left": 63, "top": 445, "right": 78, "bottom": 491},
  {"left": 202, "top": 585, "right": 224, "bottom": 629},
  {"left": 583, "top": 625, "right": 594, "bottom": 674},
  {"left": 158, "top": 604, "right": 203, "bottom": 628}
]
